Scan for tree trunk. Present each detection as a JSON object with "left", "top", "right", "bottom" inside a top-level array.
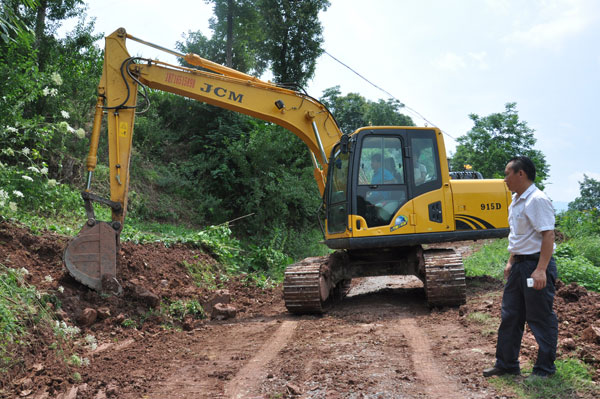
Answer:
[
  {"left": 34, "top": 0, "right": 47, "bottom": 52},
  {"left": 226, "top": 0, "right": 233, "bottom": 67}
]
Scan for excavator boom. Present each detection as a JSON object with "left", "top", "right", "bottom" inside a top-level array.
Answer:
[{"left": 64, "top": 28, "right": 343, "bottom": 292}]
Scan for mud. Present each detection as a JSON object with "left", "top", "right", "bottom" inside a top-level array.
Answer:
[{"left": 0, "top": 221, "right": 598, "bottom": 398}]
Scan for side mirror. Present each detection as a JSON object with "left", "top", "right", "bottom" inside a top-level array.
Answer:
[{"left": 340, "top": 134, "right": 349, "bottom": 154}]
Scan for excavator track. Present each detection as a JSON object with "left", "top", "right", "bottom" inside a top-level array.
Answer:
[
  {"left": 283, "top": 257, "right": 330, "bottom": 314},
  {"left": 423, "top": 249, "right": 466, "bottom": 307}
]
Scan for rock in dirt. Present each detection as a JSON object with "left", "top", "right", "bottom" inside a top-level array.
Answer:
[
  {"left": 105, "top": 382, "right": 119, "bottom": 397},
  {"left": 561, "top": 338, "right": 577, "bottom": 351},
  {"left": 31, "top": 363, "right": 44, "bottom": 375},
  {"left": 114, "top": 313, "right": 125, "bottom": 325},
  {"left": 17, "top": 377, "right": 34, "bottom": 391},
  {"left": 56, "top": 308, "right": 68, "bottom": 321},
  {"left": 96, "top": 307, "right": 111, "bottom": 319},
  {"left": 78, "top": 308, "right": 98, "bottom": 327},
  {"left": 204, "top": 289, "right": 231, "bottom": 314},
  {"left": 557, "top": 282, "right": 588, "bottom": 302},
  {"left": 286, "top": 382, "right": 302, "bottom": 395},
  {"left": 211, "top": 303, "right": 237, "bottom": 320},
  {"left": 582, "top": 325, "right": 600, "bottom": 344},
  {"left": 125, "top": 281, "right": 160, "bottom": 308}
]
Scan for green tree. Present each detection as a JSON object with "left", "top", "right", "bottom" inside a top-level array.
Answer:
[
  {"left": 179, "top": 0, "right": 267, "bottom": 75},
  {"left": 258, "top": 0, "right": 329, "bottom": 86},
  {"left": 450, "top": 102, "right": 549, "bottom": 188},
  {"left": 569, "top": 175, "right": 600, "bottom": 212},
  {"left": 0, "top": 0, "right": 37, "bottom": 42},
  {"left": 320, "top": 86, "right": 414, "bottom": 134},
  {"left": 181, "top": 0, "right": 329, "bottom": 86}
]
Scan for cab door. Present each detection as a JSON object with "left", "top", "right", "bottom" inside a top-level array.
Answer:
[
  {"left": 405, "top": 130, "right": 448, "bottom": 234},
  {"left": 325, "top": 145, "right": 350, "bottom": 235}
]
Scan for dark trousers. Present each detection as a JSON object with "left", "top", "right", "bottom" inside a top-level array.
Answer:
[{"left": 495, "top": 257, "right": 558, "bottom": 375}]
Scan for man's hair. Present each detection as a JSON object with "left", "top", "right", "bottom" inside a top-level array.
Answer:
[
  {"left": 371, "top": 153, "right": 382, "bottom": 163},
  {"left": 508, "top": 156, "right": 536, "bottom": 181}
]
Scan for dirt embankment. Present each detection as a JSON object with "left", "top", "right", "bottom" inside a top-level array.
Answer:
[{"left": 0, "top": 221, "right": 598, "bottom": 398}]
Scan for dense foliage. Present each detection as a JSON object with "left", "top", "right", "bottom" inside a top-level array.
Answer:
[
  {"left": 320, "top": 86, "right": 414, "bottom": 133},
  {"left": 450, "top": 102, "right": 549, "bottom": 188}
]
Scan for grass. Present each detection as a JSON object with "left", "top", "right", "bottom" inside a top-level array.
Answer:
[
  {"left": 466, "top": 311, "right": 499, "bottom": 337},
  {"left": 0, "top": 265, "right": 87, "bottom": 376},
  {"left": 490, "top": 359, "right": 598, "bottom": 399},
  {"left": 464, "top": 238, "right": 509, "bottom": 280}
]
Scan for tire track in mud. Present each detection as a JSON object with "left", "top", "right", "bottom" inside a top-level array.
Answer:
[
  {"left": 398, "top": 317, "right": 464, "bottom": 399},
  {"left": 145, "top": 320, "right": 287, "bottom": 399},
  {"left": 225, "top": 320, "right": 297, "bottom": 398}
]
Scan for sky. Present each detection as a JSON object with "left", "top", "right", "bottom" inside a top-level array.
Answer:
[{"left": 60, "top": 0, "right": 600, "bottom": 207}]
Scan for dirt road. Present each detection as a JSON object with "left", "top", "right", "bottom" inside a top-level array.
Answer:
[
  {"left": 1, "top": 222, "right": 598, "bottom": 398},
  {"left": 80, "top": 277, "right": 502, "bottom": 399}
]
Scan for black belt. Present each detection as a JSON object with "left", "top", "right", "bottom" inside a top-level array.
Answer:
[{"left": 513, "top": 253, "right": 540, "bottom": 263}]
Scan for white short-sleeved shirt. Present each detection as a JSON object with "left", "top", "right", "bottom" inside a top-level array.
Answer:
[{"left": 507, "top": 184, "right": 555, "bottom": 255}]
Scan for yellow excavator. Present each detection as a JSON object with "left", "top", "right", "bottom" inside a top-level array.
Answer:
[{"left": 64, "top": 28, "right": 511, "bottom": 312}]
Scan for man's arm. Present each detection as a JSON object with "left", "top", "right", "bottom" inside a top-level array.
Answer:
[
  {"left": 531, "top": 229, "right": 555, "bottom": 290},
  {"left": 504, "top": 253, "right": 514, "bottom": 280}
]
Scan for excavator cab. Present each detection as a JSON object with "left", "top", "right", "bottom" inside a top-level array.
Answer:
[{"left": 325, "top": 127, "right": 450, "bottom": 247}]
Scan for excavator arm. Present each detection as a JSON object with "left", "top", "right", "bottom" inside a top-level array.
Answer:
[{"left": 64, "top": 28, "right": 343, "bottom": 292}]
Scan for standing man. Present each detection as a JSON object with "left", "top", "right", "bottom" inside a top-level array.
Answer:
[{"left": 483, "top": 156, "right": 558, "bottom": 379}]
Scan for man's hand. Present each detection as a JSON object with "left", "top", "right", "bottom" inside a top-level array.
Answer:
[
  {"left": 504, "top": 261, "right": 512, "bottom": 280},
  {"left": 531, "top": 268, "right": 547, "bottom": 290}
]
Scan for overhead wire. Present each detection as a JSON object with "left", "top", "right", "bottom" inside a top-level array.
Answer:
[{"left": 323, "top": 50, "right": 456, "bottom": 141}]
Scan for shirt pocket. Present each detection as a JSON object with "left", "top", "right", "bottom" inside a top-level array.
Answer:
[{"left": 514, "top": 213, "right": 528, "bottom": 235}]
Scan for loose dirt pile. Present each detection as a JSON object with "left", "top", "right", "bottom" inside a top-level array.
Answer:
[{"left": 0, "top": 221, "right": 598, "bottom": 398}]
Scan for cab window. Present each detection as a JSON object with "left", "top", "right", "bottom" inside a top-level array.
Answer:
[{"left": 356, "top": 136, "right": 407, "bottom": 227}]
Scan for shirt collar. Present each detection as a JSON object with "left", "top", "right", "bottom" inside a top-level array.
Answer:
[{"left": 514, "top": 183, "right": 537, "bottom": 202}]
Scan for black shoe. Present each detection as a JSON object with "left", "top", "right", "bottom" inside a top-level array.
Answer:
[{"left": 483, "top": 366, "right": 520, "bottom": 377}]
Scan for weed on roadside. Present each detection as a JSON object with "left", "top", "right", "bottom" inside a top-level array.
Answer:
[
  {"left": 466, "top": 311, "right": 499, "bottom": 337},
  {"left": 490, "top": 358, "right": 598, "bottom": 399}
]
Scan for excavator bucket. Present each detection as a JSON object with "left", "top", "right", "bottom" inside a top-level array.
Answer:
[{"left": 64, "top": 222, "right": 119, "bottom": 292}]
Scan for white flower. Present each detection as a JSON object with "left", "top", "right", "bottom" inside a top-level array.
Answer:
[
  {"left": 5, "top": 126, "right": 17, "bottom": 133},
  {"left": 49, "top": 88, "right": 58, "bottom": 96},
  {"left": 84, "top": 334, "right": 97, "bottom": 345},
  {"left": 61, "top": 110, "right": 70, "bottom": 119},
  {"left": 22, "top": 175, "right": 34, "bottom": 182},
  {"left": 75, "top": 128, "right": 85, "bottom": 139},
  {"left": 12, "top": 190, "right": 24, "bottom": 197},
  {"left": 8, "top": 202, "right": 17, "bottom": 212},
  {"left": 47, "top": 179, "right": 57, "bottom": 187},
  {"left": 20, "top": 267, "right": 29, "bottom": 275},
  {"left": 51, "top": 72, "right": 63, "bottom": 86},
  {"left": 0, "top": 189, "right": 7, "bottom": 200},
  {"left": 43, "top": 87, "right": 51, "bottom": 96},
  {"left": 40, "top": 167, "right": 48, "bottom": 174},
  {"left": 58, "top": 286, "right": 64, "bottom": 293},
  {"left": 44, "top": 275, "right": 53, "bottom": 282},
  {"left": 27, "top": 166, "right": 40, "bottom": 174},
  {"left": 22, "top": 147, "right": 30, "bottom": 155}
]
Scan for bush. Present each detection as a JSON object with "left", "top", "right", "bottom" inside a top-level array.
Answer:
[
  {"left": 564, "top": 236, "right": 600, "bottom": 267},
  {"left": 555, "top": 253, "right": 600, "bottom": 292},
  {"left": 557, "top": 209, "right": 600, "bottom": 239}
]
